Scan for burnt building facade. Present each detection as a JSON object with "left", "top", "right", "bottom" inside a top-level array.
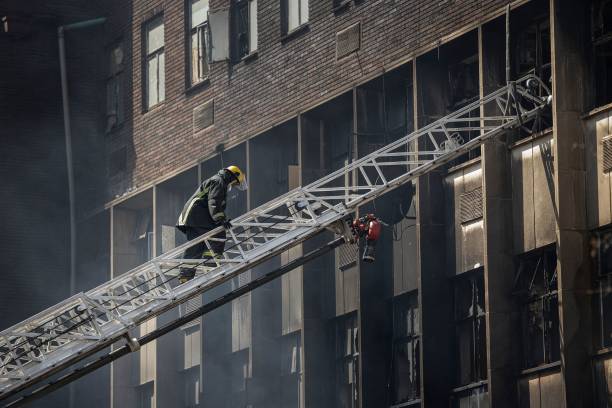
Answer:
[{"left": 2, "top": 0, "right": 612, "bottom": 407}]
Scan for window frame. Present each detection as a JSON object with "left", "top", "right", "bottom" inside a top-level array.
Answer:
[
  {"left": 187, "top": 0, "right": 211, "bottom": 88},
  {"left": 390, "top": 292, "right": 421, "bottom": 406},
  {"left": 334, "top": 312, "right": 359, "bottom": 408},
  {"left": 106, "top": 40, "right": 125, "bottom": 133},
  {"left": 452, "top": 269, "right": 487, "bottom": 387},
  {"left": 143, "top": 15, "right": 165, "bottom": 111},
  {"left": 513, "top": 245, "right": 560, "bottom": 369},
  {"left": 590, "top": 229, "right": 612, "bottom": 350},
  {"left": 231, "top": 0, "right": 257, "bottom": 62},
  {"left": 282, "top": 0, "right": 309, "bottom": 36}
]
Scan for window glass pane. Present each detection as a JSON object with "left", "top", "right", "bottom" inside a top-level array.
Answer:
[
  {"left": 147, "top": 56, "right": 158, "bottom": 108},
  {"left": 191, "top": 0, "right": 209, "bottom": 28},
  {"left": 249, "top": 0, "right": 257, "bottom": 52},
  {"left": 288, "top": 0, "right": 299, "bottom": 32},
  {"left": 300, "top": 0, "right": 308, "bottom": 25},
  {"left": 158, "top": 51, "right": 165, "bottom": 102},
  {"left": 147, "top": 19, "right": 164, "bottom": 54}
]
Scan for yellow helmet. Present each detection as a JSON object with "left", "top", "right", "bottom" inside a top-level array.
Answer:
[{"left": 225, "top": 165, "right": 248, "bottom": 191}]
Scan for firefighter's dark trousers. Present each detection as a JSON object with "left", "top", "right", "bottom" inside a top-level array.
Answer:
[{"left": 183, "top": 226, "right": 226, "bottom": 260}]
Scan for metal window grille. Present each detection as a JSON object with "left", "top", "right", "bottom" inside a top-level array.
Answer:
[
  {"left": 336, "top": 23, "right": 360, "bottom": 60},
  {"left": 193, "top": 100, "right": 214, "bottom": 132},
  {"left": 603, "top": 136, "right": 612, "bottom": 173},
  {"left": 460, "top": 187, "right": 483, "bottom": 224}
]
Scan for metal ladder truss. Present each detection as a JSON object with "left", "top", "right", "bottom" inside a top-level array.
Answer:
[{"left": 0, "top": 75, "right": 551, "bottom": 399}]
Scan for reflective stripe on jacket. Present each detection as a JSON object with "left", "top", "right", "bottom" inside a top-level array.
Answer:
[{"left": 176, "top": 170, "right": 228, "bottom": 232}]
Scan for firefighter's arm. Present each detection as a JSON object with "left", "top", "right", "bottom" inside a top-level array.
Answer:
[{"left": 207, "top": 179, "right": 227, "bottom": 224}]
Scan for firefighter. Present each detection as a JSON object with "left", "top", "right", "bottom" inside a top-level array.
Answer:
[{"left": 176, "top": 165, "right": 248, "bottom": 283}]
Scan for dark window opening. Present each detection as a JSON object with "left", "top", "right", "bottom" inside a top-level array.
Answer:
[
  {"left": 453, "top": 270, "right": 487, "bottom": 386},
  {"left": 593, "top": 1, "right": 612, "bottom": 107},
  {"left": 511, "top": 5, "right": 552, "bottom": 138},
  {"left": 182, "top": 365, "right": 201, "bottom": 408},
  {"left": 230, "top": 348, "right": 251, "bottom": 404},
  {"left": 335, "top": 312, "right": 359, "bottom": 408},
  {"left": 589, "top": 230, "right": 612, "bottom": 349},
  {"left": 513, "top": 246, "right": 560, "bottom": 369},
  {"left": 106, "top": 42, "right": 125, "bottom": 132},
  {"left": 390, "top": 292, "right": 420, "bottom": 406},
  {"left": 231, "top": 0, "right": 256, "bottom": 61}
]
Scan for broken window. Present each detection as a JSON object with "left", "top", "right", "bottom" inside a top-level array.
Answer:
[
  {"left": 390, "top": 292, "right": 420, "bottom": 405},
  {"left": 590, "top": 230, "right": 612, "bottom": 349},
  {"left": 335, "top": 312, "right": 359, "bottom": 408},
  {"left": 511, "top": 11, "right": 552, "bottom": 137},
  {"left": 280, "top": 332, "right": 302, "bottom": 407},
  {"left": 230, "top": 348, "right": 251, "bottom": 395},
  {"left": 513, "top": 246, "right": 560, "bottom": 369},
  {"left": 447, "top": 52, "right": 481, "bottom": 165},
  {"left": 144, "top": 16, "right": 165, "bottom": 109},
  {"left": 453, "top": 270, "right": 487, "bottom": 386},
  {"left": 593, "top": 0, "right": 612, "bottom": 107},
  {"left": 451, "top": 385, "right": 488, "bottom": 408},
  {"left": 231, "top": 0, "right": 257, "bottom": 61},
  {"left": 189, "top": 0, "right": 210, "bottom": 85},
  {"left": 106, "top": 42, "right": 125, "bottom": 132},
  {"left": 182, "top": 324, "right": 201, "bottom": 408},
  {"left": 282, "top": 0, "right": 308, "bottom": 34}
]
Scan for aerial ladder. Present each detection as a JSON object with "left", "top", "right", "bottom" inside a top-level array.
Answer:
[{"left": 0, "top": 75, "right": 551, "bottom": 407}]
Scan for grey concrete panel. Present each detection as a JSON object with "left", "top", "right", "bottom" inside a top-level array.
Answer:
[
  {"left": 512, "top": 143, "right": 536, "bottom": 253},
  {"left": 533, "top": 135, "right": 557, "bottom": 248},
  {"left": 463, "top": 220, "right": 484, "bottom": 271}
]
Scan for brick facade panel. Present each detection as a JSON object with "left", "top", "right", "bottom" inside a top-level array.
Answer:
[{"left": 115, "top": 0, "right": 511, "bottom": 197}]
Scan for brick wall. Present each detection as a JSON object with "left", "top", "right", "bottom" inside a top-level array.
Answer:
[{"left": 117, "top": 0, "right": 513, "bottom": 198}]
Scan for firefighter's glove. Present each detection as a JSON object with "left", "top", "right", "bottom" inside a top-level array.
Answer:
[{"left": 222, "top": 219, "right": 233, "bottom": 230}]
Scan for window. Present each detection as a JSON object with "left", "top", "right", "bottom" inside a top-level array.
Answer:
[
  {"left": 593, "top": 1, "right": 612, "bottom": 107},
  {"left": 514, "top": 246, "right": 560, "bottom": 369},
  {"left": 590, "top": 230, "right": 612, "bottom": 349},
  {"left": 390, "top": 293, "right": 420, "bottom": 406},
  {"left": 513, "top": 16, "right": 552, "bottom": 136},
  {"left": 282, "top": 0, "right": 308, "bottom": 34},
  {"left": 335, "top": 313, "right": 359, "bottom": 408},
  {"left": 144, "top": 17, "right": 165, "bottom": 109},
  {"left": 280, "top": 332, "right": 302, "bottom": 407},
  {"left": 106, "top": 42, "right": 125, "bottom": 132},
  {"left": 453, "top": 271, "right": 487, "bottom": 386},
  {"left": 231, "top": 0, "right": 257, "bottom": 61},
  {"left": 189, "top": 0, "right": 210, "bottom": 85}
]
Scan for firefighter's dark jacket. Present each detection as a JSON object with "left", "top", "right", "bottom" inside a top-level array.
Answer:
[{"left": 176, "top": 170, "right": 231, "bottom": 233}]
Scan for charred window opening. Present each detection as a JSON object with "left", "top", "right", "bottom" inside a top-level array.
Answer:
[
  {"left": 335, "top": 312, "right": 359, "bottom": 408},
  {"left": 453, "top": 270, "right": 487, "bottom": 386},
  {"left": 188, "top": 0, "right": 210, "bottom": 85},
  {"left": 231, "top": 0, "right": 257, "bottom": 61},
  {"left": 513, "top": 246, "right": 560, "bottom": 369},
  {"left": 356, "top": 65, "right": 414, "bottom": 158},
  {"left": 181, "top": 324, "right": 201, "bottom": 408},
  {"left": 589, "top": 230, "right": 612, "bottom": 349},
  {"left": 390, "top": 292, "right": 420, "bottom": 405},
  {"left": 448, "top": 54, "right": 479, "bottom": 111},
  {"left": 106, "top": 41, "right": 125, "bottom": 133},
  {"left": 280, "top": 332, "right": 302, "bottom": 407},
  {"left": 593, "top": 0, "right": 612, "bottom": 107},
  {"left": 511, "top": 3, "right": 552, "bottom": 138}
]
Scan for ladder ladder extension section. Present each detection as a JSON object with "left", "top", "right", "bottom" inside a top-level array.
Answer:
[{"left": 0, "top": 75, "right": 551, "bottom": 399}]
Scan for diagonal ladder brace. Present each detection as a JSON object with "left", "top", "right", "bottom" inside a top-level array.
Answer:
[{"left": 0, "top": 75, "right": 551, "bottom": 401}]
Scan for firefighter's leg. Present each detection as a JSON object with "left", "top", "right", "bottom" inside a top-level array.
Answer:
[{"left": 179, "top": 227, "right": 206, "bottom": 283}]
